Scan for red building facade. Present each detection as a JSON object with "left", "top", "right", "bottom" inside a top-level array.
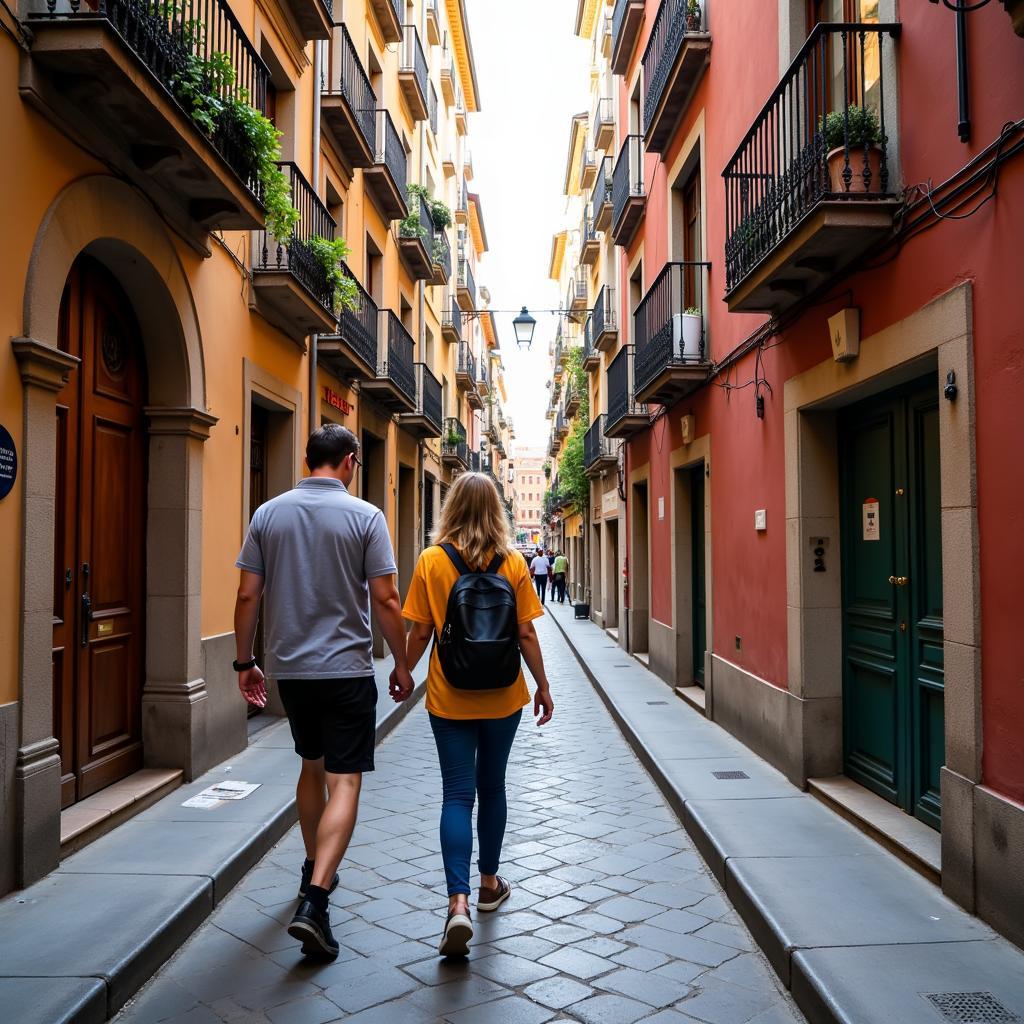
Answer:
[{"left": 598, "top": 0, "right": 1024, "bottom": 947}]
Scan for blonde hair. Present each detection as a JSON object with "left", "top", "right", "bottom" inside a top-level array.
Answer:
[{"left": 434, "top": 472, "right": 513, "bottom": 570}]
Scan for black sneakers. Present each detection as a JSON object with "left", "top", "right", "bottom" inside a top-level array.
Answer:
[
  {"left": 298, "top": 859, "right": 340, "bottom": 900},
  {"left": 288, "top": 900, "right": 340, "bottom": 959}
]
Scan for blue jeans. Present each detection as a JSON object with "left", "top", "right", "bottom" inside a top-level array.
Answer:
[{"left": 429, "top": 710, "right": 523, "bottom": 896}]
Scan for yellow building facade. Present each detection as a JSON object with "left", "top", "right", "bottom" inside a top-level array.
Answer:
[{"left": 0, "top": 0, "right": 491, "bottom": 894}]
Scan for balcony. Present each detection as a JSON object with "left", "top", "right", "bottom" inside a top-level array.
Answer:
[
  {"left": 440, "top": 48, "right": 456, "bottom": 105},
  {"left": 592, "top": 156, "right": 614, "bottom": 231},
  {"left": 600, "top": 12, "right": 613, "bottom": 59},
  {"left": 724, "top": 23, "right": 901, "bottom": 314},
  {"left": 555, "top": 409, "right": 569, "bottom": 439},
  {"left": 425, "top": 0, "right": 441, "bottom": 45},
  {"left": 592, "top": 284, "right": 618, "bottom": 352},
  {"left": 455, "top": 87, "right": 468, "bottom": 134},
  {"left": 441, "top": 418, "right": 469, "bottom": 470},
  {"left": 457, "top": 256, "right": 477, "bottom": 311},
  {"left": 567, "top": 273, "right": 588, "bottom": 323},
  {"left": 548, "top": 431, "right": 562, "bottom": 457},
  {"left": 442, "top": 296, "right": 462, "bottom": 345},
  {"left": 361, "top": 310, "right": 417, "bottom": 413},
  {"left": 605, "top": 345, "right": 649, "bottom": 438},
  {"left": 612, "top": 0, "right": 645, "bottom": 74},
  {"left": 581, "top": 208, "right": 600, "bottom": 266},
  {"left": 563, "top": 378, "right": 581, "bottom": 418},
  {"left": 642, "top": 0, "right": 711, "bottom": 154},
  {"left": 464, "top": 149, "right": 475, "bottom": 180},
  {"left": 455, "top": 180, "right": 470, "bottom": 224},
  {"left": 428, "top": 82, "right": 439, "bottom": 136},
  {"left": 593, "top": 97, "right": 615, "bottom": 152},
  {"left": 322, "top": 25, "right": 376, "bottom": 173},
  {"left": 280, "top": 0, "right": 330, "bottom": 42},
  {"left": 318, "top": 266, "right": 379, "bottom": 383},
  {"left": 582, "top": 316, "right": 601, "bottom": 371},
  {"left": 22, "top": 0, "right": 272, "bottom": 250},
  {"left": 398, "top": 363, "right": 443, "bottom": 438},
  {"left": 455, "top": 341, "right": 476, "bottom": 391},
  {"left": 585, "top": 415, "right": 619, "bottom": 476},
  {"left": 368, "top": 0, "right": 402, "bottom": 43},
  {"left": 469, "top": 451, "right": 482, "bottom": 473},
  {"left": 485, "top": 405, "right": 501, "bottom": 445},
  {"left": 364, "top": 110, "right": 408, "bottom": 221},
  {"left": 633, "top": 261, "right": 711, "bottom": 405},
  {"left": 398, "top": 190, "right": 435, "bottom": 280},
  {"left": 399, "top": 25, "right": 429, "bottom": 122},
  {"left": 476, "top": 359, "right": 490, "bottom": 400},
  {"left": 432, "top": 230, "right": 452, "bottom": 286},
  {"left": 580, "top": 149, "right": 598, "bottom": 191},
  {"left": 251, "top": 162, "right": 338, "bottom": 344},
  {"left": 611, "top": 135, "right": 646, "bottom": 246}
]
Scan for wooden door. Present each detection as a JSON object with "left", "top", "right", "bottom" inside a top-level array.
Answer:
[
  {"left": 54, "top": 256, "right": 147, "bottom": 805},
  {"left": 840, "top": 377, "right": 943, "bottom": 828}
]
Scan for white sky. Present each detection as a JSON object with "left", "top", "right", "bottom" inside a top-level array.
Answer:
[{"left": 464, "top": 0, "right": 591, "bottom": 452}]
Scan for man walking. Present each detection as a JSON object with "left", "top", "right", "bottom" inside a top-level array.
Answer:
[
  {"left": 233, "top": 425, "right": 414, "bottom": 959},
  {"left": 552, "top": 550, "right": 569, "bottom": 604},
  {"left": 530, "top": 546, "right": 549, "bottom": 603}
]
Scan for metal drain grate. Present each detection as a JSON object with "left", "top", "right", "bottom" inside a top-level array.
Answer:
[
  {"left": 712, "top": 770, "right": 750, "bottom": 780},
  {"left": 613, "top": 664, "right": 632, "bottom": 667},
  {"left": 646, "top": 700, "right": 668, "bottom": 706},
  {"left": 924, "top": 992, "right": 1021, "bottom": 1023}
]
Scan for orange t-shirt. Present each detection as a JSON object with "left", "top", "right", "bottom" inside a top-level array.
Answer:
[{"left": 402, "top": 546, "right": 544, "bottom": 720}]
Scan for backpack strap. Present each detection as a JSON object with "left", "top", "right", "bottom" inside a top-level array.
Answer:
[
  {"left": 484, "top": 553, "right": 503, "bottom": 575},
  {"left": 439, "top": 543, "right": 473, "bottom": 576}
]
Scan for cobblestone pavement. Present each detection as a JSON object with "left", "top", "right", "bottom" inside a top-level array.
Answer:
[{"left": 117, "top": 616, "right": 804, "bottom": 1024}]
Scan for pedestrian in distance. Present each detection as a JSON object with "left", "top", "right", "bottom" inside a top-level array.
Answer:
[
  {"left": 530, "top": 546, "right": 549, "bottom": 603},
  {"left": 233, "top": 424, "right": 415, "bottom": 960},
  {"left": 552, "top": 550, "right": 569, "bottom": 604},
  {"left": 400, "top": 472, "right": 554, "bottom": 957}
]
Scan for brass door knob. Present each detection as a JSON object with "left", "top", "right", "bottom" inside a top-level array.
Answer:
[{"left": 888, "top": 575, "right": 909, "bottom": 586}]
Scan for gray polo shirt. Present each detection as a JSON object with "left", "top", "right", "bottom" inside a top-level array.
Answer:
[{"left": 236, "top": 477, "right": 397, "bottom": 680}]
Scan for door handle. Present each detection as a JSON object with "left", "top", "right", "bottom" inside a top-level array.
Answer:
[
  {"left": 81, "top": 591, "right": 92, "bottom": 646},
  {"left": 888, "top": 575, "right": 909, "bottom": 586}
]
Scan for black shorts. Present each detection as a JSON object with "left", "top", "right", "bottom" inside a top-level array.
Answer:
[{"left": 277, "top": 676, "right": 379, "bottom": 774}]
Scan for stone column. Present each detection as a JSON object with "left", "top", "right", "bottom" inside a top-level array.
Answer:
[
  {"left": 142, "top": 407, "right": 217, "bottom": 781},
  {"left": 11, "top": 338, "right": 80, "bottom": 886}
]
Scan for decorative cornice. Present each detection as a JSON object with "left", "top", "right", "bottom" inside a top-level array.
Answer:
[
  {"left": 12, "top": 338, "right": 79, "bottom": 392},
  {"left": 145, "top": 406, "right": 219, "bottom": 440}
]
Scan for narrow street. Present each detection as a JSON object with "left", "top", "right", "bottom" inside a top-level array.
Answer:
[{"left": 117, "top": 615, "right": 802, "bottom": 1024}]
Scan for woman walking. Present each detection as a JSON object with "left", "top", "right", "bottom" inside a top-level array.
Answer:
[{"left": 401, "top": 473, "right": 554, "bottom": 957}]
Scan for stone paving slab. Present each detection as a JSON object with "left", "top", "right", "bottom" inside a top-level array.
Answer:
[
  {"left": 0, "top": 657, "right": 425, "bottom": 1023},
  {"left": 114, "top": 614, "right": 802, "bottom": 1024},
  {"left": 546, "top": 602, "right": 1024, "bottom": 1024}
]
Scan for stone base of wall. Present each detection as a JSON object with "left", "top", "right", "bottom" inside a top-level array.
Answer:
[
  {"left": 0, "top": 702, "right": 17, "bottom": 895},
  {"left": 649, "top": 618, "right": 677, "bottom": 688},
  {"left": 201, "top": 633, "right": 252, "bottom": 768}
]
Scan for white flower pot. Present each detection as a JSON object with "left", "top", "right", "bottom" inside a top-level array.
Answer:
[{"left": 672, "top": 313, "right": 704, "bottom": 360}]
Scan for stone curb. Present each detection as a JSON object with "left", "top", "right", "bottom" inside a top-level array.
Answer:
[{"left": 0, "top": 679, "right": 426, "bottom": 1024}]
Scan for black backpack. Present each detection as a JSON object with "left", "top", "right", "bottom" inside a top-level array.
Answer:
[{"left": 435, "top": 543, "right": 521, "bottom": 690}]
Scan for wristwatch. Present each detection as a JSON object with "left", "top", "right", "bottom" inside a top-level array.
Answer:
[{"left": 233, "top": 657, "right": 257, "bottom": 672}]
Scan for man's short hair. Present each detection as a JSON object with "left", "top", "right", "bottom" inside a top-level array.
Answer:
[{"left": 306, "top": 424, "right": 359, "bottom": 470}]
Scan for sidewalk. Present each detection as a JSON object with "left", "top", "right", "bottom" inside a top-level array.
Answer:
[
  {"left": 546, "top": 601, "right": 1024, "bottom": 1024},
  {"left": 0, "top": 657, "right": 426, "bottom": 1024}
]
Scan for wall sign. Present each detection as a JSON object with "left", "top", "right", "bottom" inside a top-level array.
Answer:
[
  {"left": 0, "top": 425, "right": 16, "bottom": 501},
  {"left": 862, "top": 498, "right": 880, "bottom": 541},
  {"left": 323, "top": 387, "right": 352, "bottom": 415}
]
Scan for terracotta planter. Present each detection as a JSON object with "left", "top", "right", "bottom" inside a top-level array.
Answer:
[{"left": 827, "top": 145, "right": 883, "bottom": 194}]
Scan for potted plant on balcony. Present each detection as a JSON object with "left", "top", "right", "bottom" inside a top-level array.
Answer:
[
  {"left": 307, "top": 236, "right": 360, "bottom": 313},
  {"left": 686, "top": 0, "right": 702, "bottom": 31},
  {"left": 443, "top": 426, "right": 463, "bottom": 448},
  {"left": 672, "top": 306, "right": 703, "bottom": 360},
  {"left": 820, "top": 106, "right": 883, "bottom": 194}
]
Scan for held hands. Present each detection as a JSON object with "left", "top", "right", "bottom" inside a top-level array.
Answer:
[
  {"left": 238, "top": 666, "right": 267, "bottom": 708},
  {"left": 389, "top": 666, "right": 415, "bottom": 703},
  {"left": 534, "top": 685, "right": 554, "bottom": 726}
]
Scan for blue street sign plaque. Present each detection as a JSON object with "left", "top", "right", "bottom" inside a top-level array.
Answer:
[{"left": 0, "top": 425, "right": 17, "bottom": 501}]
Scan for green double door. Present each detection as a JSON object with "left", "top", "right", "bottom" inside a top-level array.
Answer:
[{"left": 839, "top": 377, "right": 944, "bottom": 830}]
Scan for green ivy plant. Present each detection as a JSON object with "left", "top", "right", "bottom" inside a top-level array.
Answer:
[{"left": 307, "top": 236, "right": 360, "bottom": 313}]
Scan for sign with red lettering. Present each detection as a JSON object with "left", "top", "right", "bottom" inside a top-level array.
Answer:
[{"left": 323, "top": 387, "right": 352, "bottom": 415}]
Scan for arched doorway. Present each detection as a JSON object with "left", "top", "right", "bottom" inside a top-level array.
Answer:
[{"left": 53, "top": 256, "right": 148, "bottom": 807}]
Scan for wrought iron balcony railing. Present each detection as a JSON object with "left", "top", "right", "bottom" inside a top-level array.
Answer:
[
  {"left": 30, "top": 0, "right": 270, "bottom": 204},
  {"left": 457, "top": 341, "right": 476, "bottom": 385},
  {"left": 404, "top": 362, "right": 443, "bottom": 434},
  {"left": 400, "top": 24, "right": 429, "bottom": 119},
  {"left": 378, "top": 310, "right": 417, "bottom": 404},
  {"left": 441, "top": 418, "right": 469, "bottom": 467},
  {"left": 723, "top": 22, "right": 900, "bottom": 298},
  {"left": 592, "top": 284, "right": 616, "bottom": 347},
  {"left": 612, "top": 134, "right": 645, "bottom": 244},
  {"left": 593, "top": 96, "right": 615, "bottom": 150},
  {"left": 458, "top": 256, "right": 477, "bottom": 308},
  {"left": 584, "top": 415, "right": 618, "bottom": 472},
  {"left": 369, "top": 108, "right": 408, "bottom": 215},
  {"left": 335, "top": 23, "right": 376, "bottom": 152},
  {"left": 328, "top": 263, "right": 378, "bottom": 374},
  {"left": 253, "top": 161, "right": 335, "bottom": 312},
  {"left": 612, "top": 0, "right": 645, "bottom": 74},
  {"left": 429, "top": 81, "right": 439, "bottom": 135},
  {"left": 443, "top": 296, "right": 462, "bottom": 340},
  {"left": 633, "top": 261, "right": 710, "bottom": 401},
  {"left": 606, "top": 344, "right": 648, "bottom": 436},
  {"left": 432, "top": 229, "right": 451, "bottom": 279}
]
